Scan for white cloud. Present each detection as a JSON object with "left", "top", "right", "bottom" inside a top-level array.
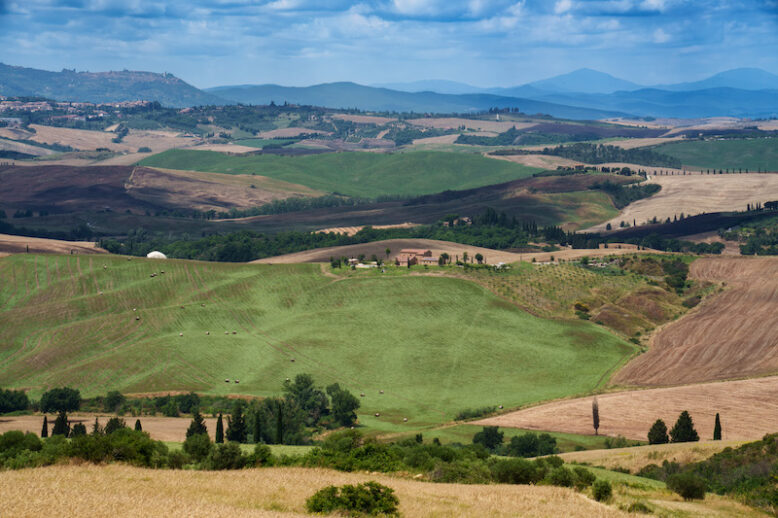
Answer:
[
  {"left": 554, "top": 0, "right": 573, "bottom": 14},
  {"left": 653, "top": 27, "right": 670, "bottom": 43}
]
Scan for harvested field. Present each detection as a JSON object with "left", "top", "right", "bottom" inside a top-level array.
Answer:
[
  {"left": 477, "top": 375, "right": 778, "bottom": 441},
  {"left": 490, "top": 153, "right": 582, "bottom": 169},
  {"left": 316, "top": 223, "right": 418, "bottom": 236},
  {"left": 331, "top": 113, "right": 396, "bottom": 124},
  {"left": 0, "top": 414, "right": 219, "bottom": 442},
  {"left": 408, "top": 117, "right": 535, "bottom": 132},
  {"left": 559, "top": 440, "right": 744, "bottom": 472},
  {"left": 615, "top": 256, "right": 778, "bottom": 386},
  {"left": 191, "top": 143, "right": 260, "bottom": 154},
  {"left": 586, "top": 173, "right": 778, "bottom": 232},
  {"left": 0, "top": 234, "right": 106, "bottom": 255},
  {"left": 0, "top": 137, "right": 54, "bottom": 157},
  {"left": 0, "top": 125, "right": 195, "bottom": 154},
  {"left": 257, "top": 127, "right": 329, "bottom": 138},
  {"left": 254, "top": 239, "right": 645, "bottom": 264},
  {"left": 606, "top": 136, "right": 686, "bottom": 149},
  {"left": 410, "top": 134, "right": 460, "bottom": 146},
  {"left": 0, "top": 464, "right": 633, "bottom": 518},
  {"left": 127, "top": 167, "right": 321, "bottom": 211}
]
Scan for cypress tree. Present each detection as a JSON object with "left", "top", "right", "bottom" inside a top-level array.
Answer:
[
  {"left": 253, "top": 410, "right": 263, "bottom": 444},
  {"left": 648, "top": 419, "right": 669, "bottom": 444},
  {"left": 713, "top": 413, "right": 722, "bottom": 440},
  {"left": 592, "top": 398, "right": 600, "bottom": 436},
  {"left": 226, "top": 401, "right": 247, "bottom": 443},
  {"left": 215, "top": 413, "right": 224, "bottom": 443},
  {"left": 51, "top": 410, "right": 70, "bottom": 436},
  {"left": 92, "top": 417, "right": 102, "bottom": 436},
  {"left": 186, "top": 409, "right": 208, "bottom": 438},
  {"left": 670, "top": 410, "right": 700, "bottom": 443},
  {"left": 41, "top": 415, "right": 48, "bottom": 438},
  {"left": 134, "top": 419, "right": 142, "bottom": 431}
]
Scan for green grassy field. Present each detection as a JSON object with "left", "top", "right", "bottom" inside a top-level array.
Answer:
[
  {"left": 656, "top": 138, "right": 778, "bottom": 171},
  {"left": 234, "top": 138, "right": 299, "bottom": 148},
  {"left": 139, "top": 149, "right": 540, "bottom": 198},
  {"left": 0, "top": 254, "right": 633, "bottom": 433}
]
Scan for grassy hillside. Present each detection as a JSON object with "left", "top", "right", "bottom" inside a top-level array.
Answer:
[
  {"left": 0, "top": 254, "right": 633, "bottom": 432},
  {"left": 656, "top": 138, "right": 778, "bottom": 171},
  {"left": 139, "top": 149, "right": 540, "bottom": 198}
]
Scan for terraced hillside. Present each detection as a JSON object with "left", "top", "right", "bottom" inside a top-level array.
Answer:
[{"left": 0, "top": 254, "right": 634, "bottom": 432}]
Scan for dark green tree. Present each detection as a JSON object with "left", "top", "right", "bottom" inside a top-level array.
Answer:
[
  {"left": 713, "top": 413, "right": 722, "bottom": 441},
  {"left": 226, "top": 401, "right": 247, "bottom": 443},
  {"left": 283, "top": 374, "right": 329, "bottom": 426},
  {"left": 103, "top": 390, "right": 126, "bottom": 412},
  {"left": 134, "top": 419, "right": 142, "bottom": 432},
  {"left": 186, "top": 409, "right": 208, "bottom": 438},
  {"left": 326, "top": 383, "right": 360, "bottom": 427},
  {"left": 670, "top": 411, "right": 700, "bottom": 443},
  {"left": 215, "top": 413, "right": 224, "bottom": 443},
  {"left": 183, "top": 432, "right": 212, "bottom": 462},
  {"left": 51, "top": 410, "right": 70, "bottom": 436},
  {"left": 104, "top": 417, "right": 127, "bottom": 434},
  {"left": 648, "top": 419, "right": 669, "bottom": 444},
  {"left": 40, "top": 387, "right": 81, "bottom": 413},
  {"left": 592, "top": 397, "right": 600, "bottom": 435},
  {"left": 41, "top": 415, "right": 48, "bottom": 438},
  {"left": 473, "top": 426, "right": 504, "bottom": 452},
  {"left": 91, "top": 417, "right": 102, "bottom": 436},
  {"left": 70, "top": 423, "right": 87, "bottom": 437}
]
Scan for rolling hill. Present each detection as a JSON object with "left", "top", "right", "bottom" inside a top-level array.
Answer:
[
  {"left": 0, "top": 254, "right": 635, "bottom": 431},
  {"left": 0, "top": 62, "right": 225, "bottom": 107}
]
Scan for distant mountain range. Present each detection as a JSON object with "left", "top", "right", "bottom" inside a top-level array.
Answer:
[{"left": 2, "top": 62, "right": 778, "bottom": 118}]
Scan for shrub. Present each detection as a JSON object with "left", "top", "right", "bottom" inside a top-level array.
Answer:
[
  {"left": 648, "top": 419, "right": 669, "bottom": 444},
  {"left": 454, "top": 406, "right": 496, "bottom": 421},
  {"left": 104, "top": 417, "right": 127, "bottom": 435},
  {"left": 573, "top": 466, "right": 596, "bottom": 490},
  {"left": 204, "top": 442, "right": 248, "bottom": 470},
  {"left": 252, "top": 443, "right": 273, "bottom": 466},
  {"left": 592, "top": 479, "right": 613, "bottom": 502},
  {"left": 547, "top": 466, "right": 575, "bottom": 487},
  {"left": 103, "top": 391, "right": 126, "bottom": 412},
  {"left": 472, "top": 426, "right": 503, "bottom": 452},
  {"left": 305, "top": 481, "right": 399, "bottom": 516},
  {"left": 70, "top": 423, "right": 87, "bottom": 437},
  {"left": 666, "top": 473, "right": 706, "bottom": 500},
  {"left": 626, "top": 501, "right": 653, "bottom": 514},
  {"left": 167, "top": 450, "right": 189, "bottom": 469},
  {"left": 183, "top": 432, "right": 212, "bottom": 462},
  {"left": 491, "top": 458, "right": 544, "bottom": 485}
]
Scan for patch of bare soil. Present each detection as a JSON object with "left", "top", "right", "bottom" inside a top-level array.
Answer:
[
  {"left": 614, "top": 256, "right": 778, "bottom": 386},
  {"left": 477, "top": 375, "right": 778, "bottom": 441}
]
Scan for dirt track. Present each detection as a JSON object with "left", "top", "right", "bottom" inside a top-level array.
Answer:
[
  {"left": 0, "top": 234, "right": 106, "bottom": 255},
  {"left": 614, "top": 256, "right": 778, "bottom": 386},
  {"left": 476, "top": 375, "right": 778, "bottom": 441},
  {"left": 253, "top": 239, "right": 644, "bottom": 265},
  {"left": 586, "top": 173, "right": 778, "bottom": 232}
]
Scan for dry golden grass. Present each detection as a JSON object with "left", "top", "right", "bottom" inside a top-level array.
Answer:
[
  {"left": 560, "top": 440, "right": 744, "bottom": 472},
  {"left": 315, "top": 223, "right": 418, "bottom": 236},
  {"left": 489, "top": 153, "right": 582, "bottom": 169},
  {"left": 0, "top": 234, "right": 106, "bottom": 255},
  {"left": 10, "top": 125, "right": 195, "bottom": 154},
  {"left": 476, "top": 375, "right": 778, "bottom": 441},
  {"left": 586, "top": 173, "right": 778, "bottom": 232},
  {"left": 331, "top": 114, "right": 397, "bottom": 125},
  {"left": 0, "top": 464, "right": 632, "bottom": 518}
]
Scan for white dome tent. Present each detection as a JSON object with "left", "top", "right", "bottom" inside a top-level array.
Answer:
[{"left": 146, "top": 251, "right": 167, "bottom": 259}]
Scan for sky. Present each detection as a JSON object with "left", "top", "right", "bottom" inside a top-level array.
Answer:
[{"left": 0, "top": 0, "right": 777, "bottom": 88}]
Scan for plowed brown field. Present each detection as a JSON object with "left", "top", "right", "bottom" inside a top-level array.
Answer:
[
  {"left": 615, "top": 257, "right": 778, "bottom": 386},
  {"left": 476, "top": 375, "right": 778, "bottom": 441}
]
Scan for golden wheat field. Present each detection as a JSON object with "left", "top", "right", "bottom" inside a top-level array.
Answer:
[{"left": 0, "top": 464, "right": 631, "bottom": 518}]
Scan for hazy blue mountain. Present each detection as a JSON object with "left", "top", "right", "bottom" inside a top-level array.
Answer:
[
  {"left": 372, "top": 80, "right": 484, "bottom": 94},
  {"left": 0, "top": 62, "right": 226, "bottom": 107},
  {"left": 531, "top": 87, "right": 778, "bottom": 118},
  {"left": 521, "top": 68, "right": 643, "bottom": 94},
  {"left": 207, "top": 81, "right": 624, "bottom": 119},
  {"left": 655, "top": 68, "right": 778, "bottom": 92}
]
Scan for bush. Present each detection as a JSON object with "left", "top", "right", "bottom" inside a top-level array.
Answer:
[
  {"left": 183, "top": 432, "right": 212, "bottom": 462},
  {"left": 204, "top": 442, "right": 248, "bottom": 470},
  {"left": 454, "top": 406, "right": 496, "bottom": 421},
  {"left": 491, "top": 458, "right": 544, "bottom": 485},
  {"left": 252, "top": 443, "right": 273, "bottom": 466},
  {"left": 104, "top": 417, "right": 127, "bottom": 435},
  {"left": 305, "top": 481, "right": 399, "bottom": 516},
  {"left": 573, "top": 466, "right": 596, "bottom": 490},
  {"left": 0, "top": 388, "right": 30, "bottom": 414},
  {"left": 103, "top": 391, "right": 126, "bottom": 412},
  {"left": 547, "top": 466, "right": 575, "bottom": 487},
  {"left": 626, "top": 501, "right": 653, "bottom": 514},
  {"left": 473, "top": 426, "right": 503, "bottom": 452},
  {"left": 666, "top": 473, "right": 706, "bottom": 500},
  {"left": 506, "top": 432, "right": 558, "bottom": 457},
  {"left": 592, "top": 479, "right": 613, "bottom": 502}
]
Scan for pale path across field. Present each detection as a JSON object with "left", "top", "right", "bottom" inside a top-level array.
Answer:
[
  {"left": 476, "top": 376, "right": 778, "bottom": 441},
  {"left": 586, "top": 173, "right": 778, "bottom": 232},
  {"left": 614, "top": 256, "right": 778, "bottom": 386}
]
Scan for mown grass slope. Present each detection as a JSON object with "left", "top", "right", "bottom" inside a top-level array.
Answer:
[
  {"left": 656, "top": 138, "right": 778, "bottom": 171},
  {"left": 0, "top": 254, "right": 633, "bottom": 432},
  {"left": 139, "top": 149, "right": 540, "bottom": 198}
]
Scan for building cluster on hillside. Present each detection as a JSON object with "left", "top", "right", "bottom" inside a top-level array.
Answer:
[
  {"left": 0, "top": 99, "right": 151, "bottom": 114},
  {"left": 395, "top": 248, "right": 438, "bottom": 266}
]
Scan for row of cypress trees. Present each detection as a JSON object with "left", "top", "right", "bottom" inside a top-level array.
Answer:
[{"left": 647, "top": 411, "right": 722, "bottom": 444}]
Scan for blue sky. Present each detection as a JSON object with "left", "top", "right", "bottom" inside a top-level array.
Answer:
[{"left": 0, "top": 0, "right": 776, "bottom": 88}]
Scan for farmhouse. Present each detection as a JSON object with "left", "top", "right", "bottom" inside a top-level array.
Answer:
[{"left": 395, "top": 248, "right": 437, "bottom": 266}]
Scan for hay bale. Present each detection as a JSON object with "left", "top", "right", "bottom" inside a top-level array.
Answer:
[
  {"left": 206, "top": 331, "right": 210, "bottom": 335},
  {"left": 403, "top": 418, "right": 408, "bottom": 422},
  {"left": 374, "top": 413, "right": 380, "bottom": 417},
  {"left": 225, "top": 379, "right": 230, "bottom": 383},
  {"left": 179, "top": 333, "right": 183, "bottom": 337},
  {"left": 146, "top": 251, "right": 167, "bottom": 259},
  {"left": 379, "top": 390, "right": 384, "bottom": 394},
  {"left": 234, "top": 380, "right": 239, "bottom": 384}
]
